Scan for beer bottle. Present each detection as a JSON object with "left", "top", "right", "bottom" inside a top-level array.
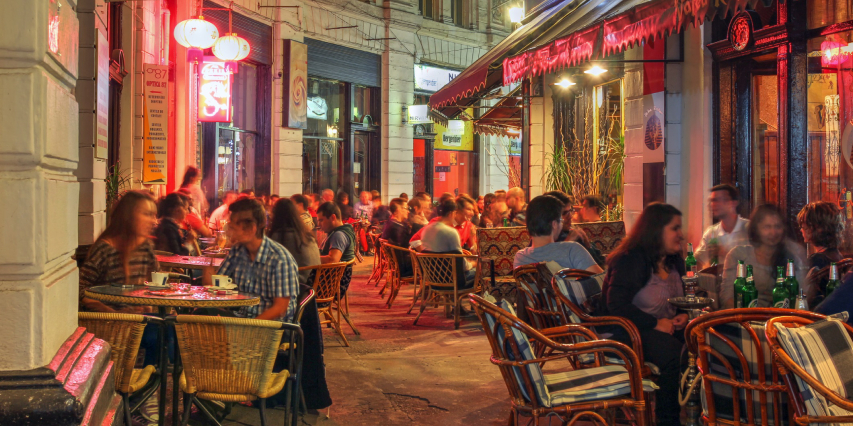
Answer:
[
  {"left": 733, "top": 260, "right": 746, "bottom": 308},
  {"left": 785, "top": 259, "right": 799, "bottom": 300},
  {"left": 503, "top": 217, "right": 509, "bottom": 227},
  {"left": 685, "top": 243, "right": 697, "bottom": 274},
  {"left": 743, "top": 265, "right": 758, "bottom": 308},
  {"left": 772, "top": 266, "right": 790, "bottom": 308},
  {"left": 826, "top": 262, "right": 840, "bottom": 297}
]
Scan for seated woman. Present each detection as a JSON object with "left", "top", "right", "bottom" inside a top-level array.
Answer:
[
  {"left": 267, "top": 198, "right": 321, "bottom": 286},
  {"left": 722, "top": 204, "right": 807, "bottom": 308},
  {"left": 407, "top": 197, "right": 429, "bottom": 235},
  {"left": 79, "top": 191, "right": 166, "bottom": 366},
  {"left": 601, "top": 203, "right": 689, "bottom": 426},
  {"left": 797, "top": 201, "right": 844, "bottom": 304},
  {"left": 153, "top": 193, "right": 190, "bottom": 256},
  {"left": 380, "top": 198, "right": 413, "bottom": 277},
  {"left": 420, "top": 199, "right": 475, "bottom": 288}
]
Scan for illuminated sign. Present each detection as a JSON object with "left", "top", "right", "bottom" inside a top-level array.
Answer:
[
  {"left": 407, "top": 104, "right": 431, "bottom": 124},
  {"left": 307, "top": 96, "right": 328, "bottom": 120},
  {"left": 414, "top": 64, "right": 460, "bottom": 92},
  {"left": 198, "top": 59, "right": 232, "bottom": 123}
]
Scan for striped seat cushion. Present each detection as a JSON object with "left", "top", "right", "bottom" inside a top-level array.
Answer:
[
  {"left": 702, "top": 321, "right": 788, "bottom": 425},
  {"left": 578, "top": 354, "right": 661, "bottom": 376},
  {"left": 546, "top": 365, "right": 658, "bottom": 406},
  {"left": 773, "top": 316, "right": 853, "bottom": 420}
]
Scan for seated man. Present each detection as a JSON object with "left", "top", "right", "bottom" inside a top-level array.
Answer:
[
  {"left": 421, "top": 199, "right": 476, "bottom": 288},
  {"left": 409, "top": 195, "right": 477, "bottom": 251},
  {"left": 513, "top": 194, "right": 604, "bottom": 274},
  {"left": 380, "top": 198, "right": 413, "bottom": 277},
  {"left": 575, "top": 195, "right": 604, "bottom": 224},
  {"left": 505, "top": 187, "right": 527, "bottom": 226},
  {"left": 217, "top": 198, "right": 300, "bottom": 321},
  {"left": 317, "top": 202, "right": 356, "bottom": 295},
  {"left": 208, "top": 190, "right": 238, "bottom": 230},
  {"left": 543, "top": 190, "right": 605, "bottom": 266}
]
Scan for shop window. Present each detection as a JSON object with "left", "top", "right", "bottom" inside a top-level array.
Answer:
[
  {"left": 806, "top": 30, "right": 853, "bottom": 249},
  {"left": 808, "top": 0, "right": 853, "bottom": 30},
  {"left": 352, "top": 85, "right": 379, "bottom": 126},
  {"left": 593, "top": 80, "right": 625, "bottom": 207},
  {"left": 305, "top": 77, "right": 345, "bottom": 137}
]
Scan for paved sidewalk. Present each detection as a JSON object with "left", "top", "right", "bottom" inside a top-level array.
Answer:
[{"left": 222, "top": 259, "right": 509, "bottom": 426}]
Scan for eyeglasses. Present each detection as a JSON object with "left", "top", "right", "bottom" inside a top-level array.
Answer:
[{"left": 562, "top": 210, "right": 573, "bottom": 217}]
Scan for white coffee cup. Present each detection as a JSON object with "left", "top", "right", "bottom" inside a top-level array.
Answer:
[
  {"left": 151, "top": 272, "right": 169, "bottom": 286},
  {"left": 211, "top": 275, "right": 233, "bottom": 288}
]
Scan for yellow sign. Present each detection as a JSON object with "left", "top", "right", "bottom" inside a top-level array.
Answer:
[
  {"left": 434, "top": 112, "right": 474, "bottom": 151},
  {"left": 142, "top": 64, "right": 169, "bottom": 184}
]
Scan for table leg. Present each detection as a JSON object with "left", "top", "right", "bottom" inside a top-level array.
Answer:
[
  {"left": 172, "top": 346, "right": 182, "bottom": 426},
  {"left": 158, "top": 307, "right": 168, "bottom": 426}
]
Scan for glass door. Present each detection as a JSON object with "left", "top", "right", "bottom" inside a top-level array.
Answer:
[
  {"left": 302, "top": 137, "right": 343, "bottom": 195},
  {"left": 215, "top": 125, "right": 257, "bottom": 197},
  {"left": 752, "top": 73, "right": 781, "bottom": 207}
]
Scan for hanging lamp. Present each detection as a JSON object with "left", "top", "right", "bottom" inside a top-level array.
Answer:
[
  {"left": 213, "top": 33, "right": 250, "bottom": 73},
  {"left": 174, "top": 16, "right": 219, "bottom": 63}
]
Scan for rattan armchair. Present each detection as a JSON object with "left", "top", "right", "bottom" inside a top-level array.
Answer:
[
  {"left": 78, "top": 312, "right": 162, "bottom": 426},
  {"left": 366, "top": 232, "right": 387, "bottom": 287},
  {"left": 468, "top": 294, "right": 655, "bottom": 426},
  {"left": 765, "top": 314, "right": 853, "bottom": 425},
  {"left": 406, "top": 248, "right": 423, "bottom": 314},
  {"left": 170, "top": 315, "right": 302, "bottom": 426},
  {"left": 379, "top": 241, "right": 415, "bottom": 309},
  {"left": 300, "top": 261, "right": 357, "bottom": 346},
  {"left": 413, "top": 252, "right": 480, "bottom": 329},
  {"left": 685, "top": 308, "right": 829, "bottom": 426}
]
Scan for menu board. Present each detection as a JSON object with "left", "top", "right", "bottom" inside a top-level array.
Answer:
[{"left": 142, "top": 64, "right": 169, "bottom": 184}]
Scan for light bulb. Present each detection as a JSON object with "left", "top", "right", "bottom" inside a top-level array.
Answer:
[{"left": 584, "top": 65, "right": 608, "bottom": 76}]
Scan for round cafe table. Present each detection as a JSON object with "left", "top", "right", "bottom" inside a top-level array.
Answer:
[{"left": 84, "top": 285, "right": 259, "bottom": 426}]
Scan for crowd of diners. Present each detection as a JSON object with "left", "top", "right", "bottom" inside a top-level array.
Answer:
[{"left": 75, "top": 163, "right": 853, "bottom": 422}]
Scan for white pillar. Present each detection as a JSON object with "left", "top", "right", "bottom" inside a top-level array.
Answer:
[
  {"left": 382, "top": 12, "right": 416, "bottom": 202},
  {"left": 272, "top": 8, "right": 306, "bottom": 197},
  {"left": 0, "top": 0, "right": 80, "bottom": 370},
  {"left": 622, "top": 46, "right": 644, "bottom": 230}
]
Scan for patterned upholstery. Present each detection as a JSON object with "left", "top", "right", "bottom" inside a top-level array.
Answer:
[
  {"left": 476, "top": 227, "right": 530, "bottom": 303},
  {"left": 553, "top": 272, "right": 606, "bottom": 320},
  {"left": 482, "top": 299, "right": 657, "bottom": 408},
  {"left": 574, "top": 221, "right": 625, "bottom": 255}
]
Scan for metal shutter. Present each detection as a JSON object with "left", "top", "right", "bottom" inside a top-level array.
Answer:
[
  {"left": 203, "top": 1, "right": 272, "bottom": 65},
  {"left": 305, "top": 38, "right": 381, "bottom": 87}
]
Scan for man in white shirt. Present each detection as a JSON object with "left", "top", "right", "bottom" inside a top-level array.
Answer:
[
  {"left": 695, "top": 184, "right": 749, "bottom": 268},
  {"left": 208, "top": 191, "right": 239, "bottom": 230}
]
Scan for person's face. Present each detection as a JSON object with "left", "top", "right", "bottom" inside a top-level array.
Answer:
[
  {"left": 294, "top": 202, "right": 305, "bottom": 214},
  {"left": 322, "top": 191, "right": 334, "bottom": 202},
  {"left": 227, "top": 211, "right": 259, "bottom": 245},
  {"left": 477, "top": 198, "right": 485, "bottom": 212},
  {"left": 135, "top": 200, "right": 158, "bottom": 237},
  {"left": 373, "top": 198, "right": 381, "bottom": 207},
  {"left": 396, "top": 205, "right": 409, "bottom": 221},
  {"left": 456, "top": 202, "right": 475, "bottom": 222},
  {"left": 661, "top": 215, "right": 684, "bottom": 255},
  {"left": 360, "top": 193, "right": 371, "bottom": 204},
  {"left": 800, "top": 225, "right": 813, "bottom": 244},
  {"left": 551, "top": 215, "right": 564, "bottom": 241},
  {"left": 561, "top": 204, "right": 574, "bottom": 231},
  {"left": 340, "top": 195, "right": 349, "bottom": 205},
  {"left": 581, "top": 203, "right": 599, "bottom": 222},
  {"left": 172, "top": 203, "right": 188, "bottom": 222},
  {"left": 318, "top": 212, "right": 334, "bottom": 233},
  {"left": 758, "top": 214, "right": 785, "bottom": 247},
  {"left": 708, "top": 190, "right": 737, "bottom": 220}
]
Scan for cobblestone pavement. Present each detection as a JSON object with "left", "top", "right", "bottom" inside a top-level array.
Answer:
[{"left": 221, "top": 260, "right": 509, "bottom": 426}]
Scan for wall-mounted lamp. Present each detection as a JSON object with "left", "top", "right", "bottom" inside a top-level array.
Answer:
[
  {"left": 584, "top": 65, "right": 608, "bottom": 76},
  {"left": 508, "top": 7, "right": 524, "bottom": 24}
]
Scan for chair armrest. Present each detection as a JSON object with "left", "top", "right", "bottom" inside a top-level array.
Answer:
[{"left": 540, "top": 324, "right": 600, "bottom": 342}]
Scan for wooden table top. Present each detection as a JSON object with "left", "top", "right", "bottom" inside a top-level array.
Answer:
[{"left": 84, "top": 285, "right": 258, "bottom": 308}]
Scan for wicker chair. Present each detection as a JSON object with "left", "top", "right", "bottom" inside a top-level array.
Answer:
[
  {"left": 406, "top": 248, "right": 423, "bottom": 315},
  {"left": 337, "top": 259, "right": 360, "bottom": 336},
  {"left": 279, "top": 288, "right": 315, "bottom": 426},
  {"left": 413, "top": 252, "right": 481, "bottom": 329},
  {"left": 366, "top": 232, "right": 387, "bottom": 287},
  {"left": 78, "top": 312, "right": 162, "bottom": 426},
  {"left": 685, "top": 308, "right": 829, "bottom": 426},
  {"left": 468, "top": 294, "right": 656, "bottom": 426},
  {"left": 301, "top": 261, "right": 355, "bottom": 346},
  {"left": 379, "top": 241, "right": 415, "bottom": 309},
  {"left": 171, "top": 315, "right": 302, "bottom": 426},
  {"left": 764, "top": 314, "right": 853, "bottom": 425}
]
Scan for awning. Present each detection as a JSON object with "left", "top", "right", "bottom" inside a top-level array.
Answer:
[
  {"left": 428, "top": 0, "right": 589, "bottom": 115},
  {"left": 474, "top": 88, "right": 523, "bottom": 137},
  {"left": 503, "top": 0, "right": 781, "bottom": 85}
]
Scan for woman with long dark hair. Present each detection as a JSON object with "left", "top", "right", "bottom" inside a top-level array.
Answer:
[
  {"left": 153, "top": 193, "right": 190, "bottom": 256},
  {"left": 79, "top": 191, "right": 159, "bottom": 312},
  {"left": 268, "top": 198, "right": 320, "bottom": 285},
  {"left": 798, "top": 201, "right": 844, "bottom": 301},
  {"left": 722, "top": 204, "right": 807, "bottom": 307},
  {"left": 601, "top": 203, "right": 687, "bottom": 426}
]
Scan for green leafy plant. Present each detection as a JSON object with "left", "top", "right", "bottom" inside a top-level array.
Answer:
[{"left": 105, "top": 163, "right": 132, "bottom": 221}]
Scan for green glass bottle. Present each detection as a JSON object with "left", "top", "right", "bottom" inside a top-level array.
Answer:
[
  {"left": 503, "top": 217, "right": 509, "bottom": 227},
  {"left": 826, "top": 262, "right": 840, "bottom": 297},
  {"left": 773, "top": 266, "right": 791, "bottom": 308},
  {"left": 709, "top": 237, "right": 720, "bottom": 266},
  {"left": 785, "top": 259, "right": 799, "bottom": 300},
  {"left": 743, "top": 265, "right": 759, "bottom": 308},
  {"left": 685, "top": 243, "right": 697, "bottom": 273},
  {"left": 733, "top": 260, "right": 746, "bottom": 308}
]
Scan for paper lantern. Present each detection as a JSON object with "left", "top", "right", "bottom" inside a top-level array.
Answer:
[
  {"left": 822, "top": 40, "right": 846, "bottom": 67},
  {"left": 174, "top": 16, "right": 219, "bottom": 63},
  {"left": 212, "top": 33, "right": 250, "bottom": 61}
]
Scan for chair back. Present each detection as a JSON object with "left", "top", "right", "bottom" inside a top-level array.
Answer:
[
  {"left": 383, "top": 242, "right": 412, "bottom": 278},
  {"left": 379, "top": 239, "right": 399, "bottom": 274},
  {"left": 685, "top": 309, "right": 829, "bottom": 426},
  {"left": 300, "top": 262, "right": 349, "bottom": 303},
  {"left": 475, "top": 226, "right": 530, "bottom": 278},
  {"left": 172, "top": 315, "right": 286, "bottom": 397},
  {"left": 295, "top": 288, "right": 316, "bottom": 324},
  {"left": 765, "top": 314, "right": 853, "bottom": 424},
  {"left": 513, "top": 264, "right": 565, "bottom": 332},
  {"left": 551, "top": 269, "right": 604, "bottom": 322},
  {"left": 416, "top": 252, "right": 471, "bottom": 290},
  {"left": 78, "top": 312, "right": 160, "bottom": 393},
  {"left": 573, "top": 220, "right": 625, "bottom": 255},
  {"left": 409, "top": 248, "right": 421, "bottom": 284}
]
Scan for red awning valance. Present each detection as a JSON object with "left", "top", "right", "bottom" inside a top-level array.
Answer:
[{"left": 503, "top": 0, "right": 777, "bottom": 85}]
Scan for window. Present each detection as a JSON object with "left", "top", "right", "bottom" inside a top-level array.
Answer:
[
  {"left": 452, "top": 0, "right": 476, "bottom": 28},
  {"left": 420, "top": 0, "right": 438, "bottom": 20},
  {"left": 304, "top": 77, "right": 345, "bottom": 137},
  {"left": 808, "top": 0, "right": 853, "bottom": 29},
  {"left": 593, "top": 80, "right": 624, "bottom": 203},
  {"left": 352, "top": 85, "right": 380, "bottom": 126}
]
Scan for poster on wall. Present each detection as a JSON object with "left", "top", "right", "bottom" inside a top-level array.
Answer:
[
  {"left": 95, "top": 31, "right": 109, "bottom": 159},
  {"left": 642, "top": 91, "right": 665, "bottom": 163},
  {"left": 283, "top": 40, "right": 308, "bottom": 129},
  {"left": 198, "top": 58, "right": 232, "bottom": 123},
  {"left": 434, "top": 110, "right": 474, "bottom": 151},
  {"left": 142, "top": 64, "right": 169, "bottom": 184}
]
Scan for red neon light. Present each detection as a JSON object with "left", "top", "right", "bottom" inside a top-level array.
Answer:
[
  {"left": 198, "top": 58, "right": 232, "bottom": 123},
  {"left": 503, "top": 25, "right": 598, "bottom": 86},
  {"left": 821, "top": 40, "right": 849, "bottom": 67}
]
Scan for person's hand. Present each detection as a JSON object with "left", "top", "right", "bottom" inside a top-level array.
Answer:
[
  {"left": 655, "top": 318, "right": 675, "bottom": 334},
  {"left": 672, "top": 313, "right": 689, "bottom": 330}
]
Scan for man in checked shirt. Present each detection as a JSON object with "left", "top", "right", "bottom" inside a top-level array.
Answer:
[{"left": 215, "top": 198, "right": 300, "bottom": 321}]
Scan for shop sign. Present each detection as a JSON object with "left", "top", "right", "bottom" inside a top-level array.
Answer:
[
  {"left": 198, "top": 59, "right": 232, "bottom": 123},
  {"left": 142, "top": 64, "right": 169, "bottom": 184},
  {"left": 414, "top": 64, "right": 460, "bottom": 92},
  {"left": 283, "top": 40, "right": 308, "bottom": 129},
  {"left": 727, "top": 12, "right": 753, "bottom": 52},
  {"left": 509, "top": 138, "right": 521, "bottom": 156},
  {"left": 434, "top": 116, "right": 473, "bottom": 151},
  {"left": 408, "top": 104, "right": 431, "bottom": 124},
  {"left": 308, "top": 96, "right": 328, "bottom": 120},
  {"left": 95, "top": 31, "right": 109, "bottom": 159}
]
